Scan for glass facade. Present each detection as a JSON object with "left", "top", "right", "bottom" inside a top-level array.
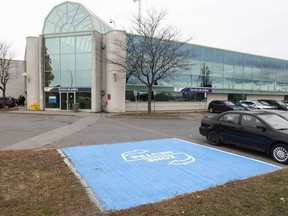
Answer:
[
  {"left": 40, "top": 2, "right": 288, "bottom": 109},
  {"left": 126, "top": 35, "right": 288, "bottom": 102},
  {"left": 44, "top": 35, "right": 92, "bottom": 110},
  {"left": 43, "top": 1, "right": 112, "bottom": 34},
  {"left": 42, "top": 1, "right": 112, "bottom": 110},
  {"left": 45, "top": 35, "right": 92, "bottom": 88}
]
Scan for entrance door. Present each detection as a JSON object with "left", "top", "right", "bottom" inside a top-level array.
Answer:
[{"left": 60, "top": 92, "right": 75, "bottom": 110}]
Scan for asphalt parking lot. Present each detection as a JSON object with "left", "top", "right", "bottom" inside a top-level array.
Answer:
[{"left": 0, "top": 110, "right": 284, "bottom": 167}]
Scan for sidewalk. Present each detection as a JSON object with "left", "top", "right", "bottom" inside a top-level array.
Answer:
[
  {"left": 6, "top": 107, "right": 209, "bottom": 119},
  {"left": 7, "top": 106, "right": 94, "bottom": 117},
  {"left": 2, "top": 111, "right": 102, "bottom": 150}
]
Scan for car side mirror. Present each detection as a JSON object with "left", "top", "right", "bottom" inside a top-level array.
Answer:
[{"left": 256, "top": 125, "right": 267, "bottom": 132}]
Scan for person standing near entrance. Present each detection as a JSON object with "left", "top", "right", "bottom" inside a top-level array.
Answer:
[
  {"left": 21, "top": 95, "right": 26, "bottom": 107},
  {"left": 18, "top": 95, "right": 26, "bottom": 107}
]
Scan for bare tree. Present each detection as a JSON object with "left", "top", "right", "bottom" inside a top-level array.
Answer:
[
  {"left": 199, "top": 63, "right": 212, "bottom": 87},
  {"left": 0, "top": 41, "right": 15, "bottom": 108},
  {"left": 110, "top": 9, "right": 193, "bottom": 113}
]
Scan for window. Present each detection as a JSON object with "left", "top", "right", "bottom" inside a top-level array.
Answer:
[
  {"left": 220, "top": 113, "right": 240, "bottom": 124},
  {"left": 241, "top": 114, "right": 263, "bottom": 128},
  {"left": 43, "top": 2, "right": 112, "bottom": 34},
  {"left": 44, "top": 35, "right": 92, "bottom": 88},
  {"left": 201, "top": 47, "right": 213, "bottom": 62},
  {"left": 76, "top": 92, "right": 91, "bottom": 109},
  {"left": 45, "top": 92, "right": 60, "bottom": 108},
  {"left": 228, "top": 94, "right": 246, "bottom": 101},
  {"left": 125, "top": 90, "right": 207, "bottom": 102}
]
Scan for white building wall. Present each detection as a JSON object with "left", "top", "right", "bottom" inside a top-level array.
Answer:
[
  {"left": 91, "top": 31, "right": 103, "bottom": 112},
  {"left": 105, "top": 30, "right": 126, "bottom": 112},
  {"left": 6, "top": 60, "right": 25, "bottom": 99},
  {"left": 39, "top": 36, "right": 44, "bottom": 110},
  {"left": 126, "top": 101, "right": 207, "bottom": 112},
  {"left": 125, "top": 93, "right": 229, "bottom": 112},
  {"left": 25, "top": 37, "right": 40, "bottom": 110},
  {"left": 207, "top": 93, "right": 228, "bottom": 102},
  {"left": 247, "top": 94, "right": 284, "bottom": 101}
]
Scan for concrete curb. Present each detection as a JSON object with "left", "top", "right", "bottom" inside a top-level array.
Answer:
[{"left": 57, "top": 149, "right": 103, "bottom": 212}]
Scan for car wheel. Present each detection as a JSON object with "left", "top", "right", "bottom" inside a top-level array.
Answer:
[
  {"left": 207, "top": 130, "right": 221, "bottom": 146},
  {"left": 209, "top": 107, "right": 214, "bottom": 113},
  {"left": 4, "top": 104, "right": 9, "bottom": 109},
  {"left": 271, "top": 144, "right": 288, "bottom": 164}
]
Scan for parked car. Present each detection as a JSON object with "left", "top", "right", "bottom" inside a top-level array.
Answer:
[
  {"left": 207, "top": 100, "right": 245, "bottom": 113},
  {"left": 0, "top": 97, "right": 16, "bottom": 108},
  {"left": 199, "top": 110, "right": 288, "bottom": 164},
  {"left": 258, "top": 99, "right": 288, "bottom": 110},
  {"left": 257, "top": 100, "right": 278, "bottom": 109},
  {"left": 239, "top": 100, "right": 273, "bottom": 109},
  {"left": 235, "top": 101, "right": 256, "bottom": 110},
  {"left": 282, "top": 101, "right": 288, "bottom": 106},
  {"left": 261, "top": 109, "right": 288, "bottom": 120}
]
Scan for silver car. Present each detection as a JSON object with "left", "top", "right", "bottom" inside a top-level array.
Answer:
[{"left": 239, "top": 100, "right": 274, "bottom": 109}]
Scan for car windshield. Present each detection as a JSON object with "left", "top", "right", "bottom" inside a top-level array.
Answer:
[
  {"left": 259, "top": 101, "right": 270, "bottom": 105},
  {"left": 224, "top": 101, "right": 235, "bottom": 105},
  {"left": 279, "top": 112, "right": 288, "bottom": 119},
  {"left": 253, "top": 101, "right": 264, "bottom": 106},
  {"left": 278, "top": 101, "right": 286, "bottom": 106},
  {"left": 259, "top": 114, "right": 288, "bottom": 130},
  {"left": 240, "top": 103, "right": 249, "bottom": 107}
]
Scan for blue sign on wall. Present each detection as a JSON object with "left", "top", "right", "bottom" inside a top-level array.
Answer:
[
  {"left": 48, "top": 96, "right": 57, "bottom": 103},
  {"left": 61, "top": 138, "right": 279, "bottom": 211},
  {"left": 180, "top": 87, "right": 212, "bottom": 93}
]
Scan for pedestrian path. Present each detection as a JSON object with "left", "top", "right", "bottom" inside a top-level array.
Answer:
[{"left": 3, "top": 113, "right": 101, "bottom": 150}]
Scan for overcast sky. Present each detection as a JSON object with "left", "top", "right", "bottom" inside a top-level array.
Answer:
[{"left": 1, "top": 0, "right": 287, "bottom": 60}]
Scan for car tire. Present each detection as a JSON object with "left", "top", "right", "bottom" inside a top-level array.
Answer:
[
  {"left": 4, "top": 104, "right": 9, "bottom": 109},
  {"left": 209, "top": 107, "right": 214, "bottom": 113},
  {"left": 271, "top": 143, "right": 288, "bottom": 164},
  {"left": 207, "top": 130, "right": 221, "bottom": 146}
]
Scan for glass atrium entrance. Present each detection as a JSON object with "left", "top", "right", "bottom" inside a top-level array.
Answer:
[{"left": 60, "top": 92, "right": 75, "bottom": 111}]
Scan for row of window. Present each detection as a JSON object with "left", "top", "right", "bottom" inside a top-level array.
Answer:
[
  {"left": 44, "top": 36, "right": 92, "bottom": 88},
  {"left": 43, "top": 35, "right": 288, "bottom": 106},
  {"left": 126, "top": 91, "right": 207, "bottom": 102},
  {"left": 190, "top": 44, "right": 287, "bottom": 69},
  {"left": 127, "top": 38, "right": 288, "bottom": 92}
]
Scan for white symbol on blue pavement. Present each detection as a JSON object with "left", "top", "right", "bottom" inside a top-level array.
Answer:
[{"left": 121, "top": 150, "right": 196, "bottom": 165}]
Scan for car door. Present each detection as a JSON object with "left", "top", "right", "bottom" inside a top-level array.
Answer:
[
  {"left": 235, "top": 114, "right": 268, "bottom": 152},
  {"left": 215, "top": 113, "right": 241, "bottom": 143},
  {"left": 211, "top": 101, "right": 221, "bottom": 112},
  {"left": 214, "top": 101, "right": 227, "bottom": 112}
]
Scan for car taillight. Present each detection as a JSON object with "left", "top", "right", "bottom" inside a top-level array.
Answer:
[{"left": 200, "top": 119, "right": 209, "bottom": 126}]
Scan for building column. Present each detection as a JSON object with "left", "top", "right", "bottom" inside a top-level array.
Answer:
[
  {"left": 25, "top": 37, "right": 40, "bottom": 110},
  {"left": 105, "top": 30, "right": 126, "bottom": 112}
]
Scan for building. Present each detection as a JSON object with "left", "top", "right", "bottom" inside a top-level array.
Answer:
[
  {"left": 5, "top": 60, "right": 25, "bottom": 100},
  {"left": 22, "top": 1, "right": 288, "bottom": 112},
  {"left": 25, "top": 1, "right": 126, "bottom": 112}
]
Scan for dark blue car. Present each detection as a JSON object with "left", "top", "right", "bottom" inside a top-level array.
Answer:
[
  {"left": 207, "top": 100, "right": 245, "bottom": 113},
  {"left": 199, "top": 110, "right": 288, "bottom": 164}
]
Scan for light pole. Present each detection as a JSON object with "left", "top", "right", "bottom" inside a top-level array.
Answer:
[
  {"left": 133, "top": 0, "right": 143, "bottom": 21},
  {"left": 109, "top": 19, "right": 116, "bottom": 29},
  {"left": 68, "top": 69, "right": 73, "bottom": 87}
]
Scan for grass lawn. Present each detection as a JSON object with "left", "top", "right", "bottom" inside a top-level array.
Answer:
[{"left": 1, "top": 149, "right": 288, "bottom": 216}]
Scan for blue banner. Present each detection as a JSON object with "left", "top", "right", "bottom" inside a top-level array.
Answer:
[{"left": 180, "top": 87, "right": 212, "bottom": 93}]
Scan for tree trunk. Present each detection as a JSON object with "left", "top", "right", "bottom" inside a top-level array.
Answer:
[
  {"left": 147, "top": 88, "right": 152, "bottom": 113},
  {"left": 2, "top": 90, "right": 6, "bottom": 109}
]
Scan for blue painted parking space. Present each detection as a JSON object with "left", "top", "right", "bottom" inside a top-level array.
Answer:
[{"left": 61, "top": 138, "right": 280, "bottom": 211}]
